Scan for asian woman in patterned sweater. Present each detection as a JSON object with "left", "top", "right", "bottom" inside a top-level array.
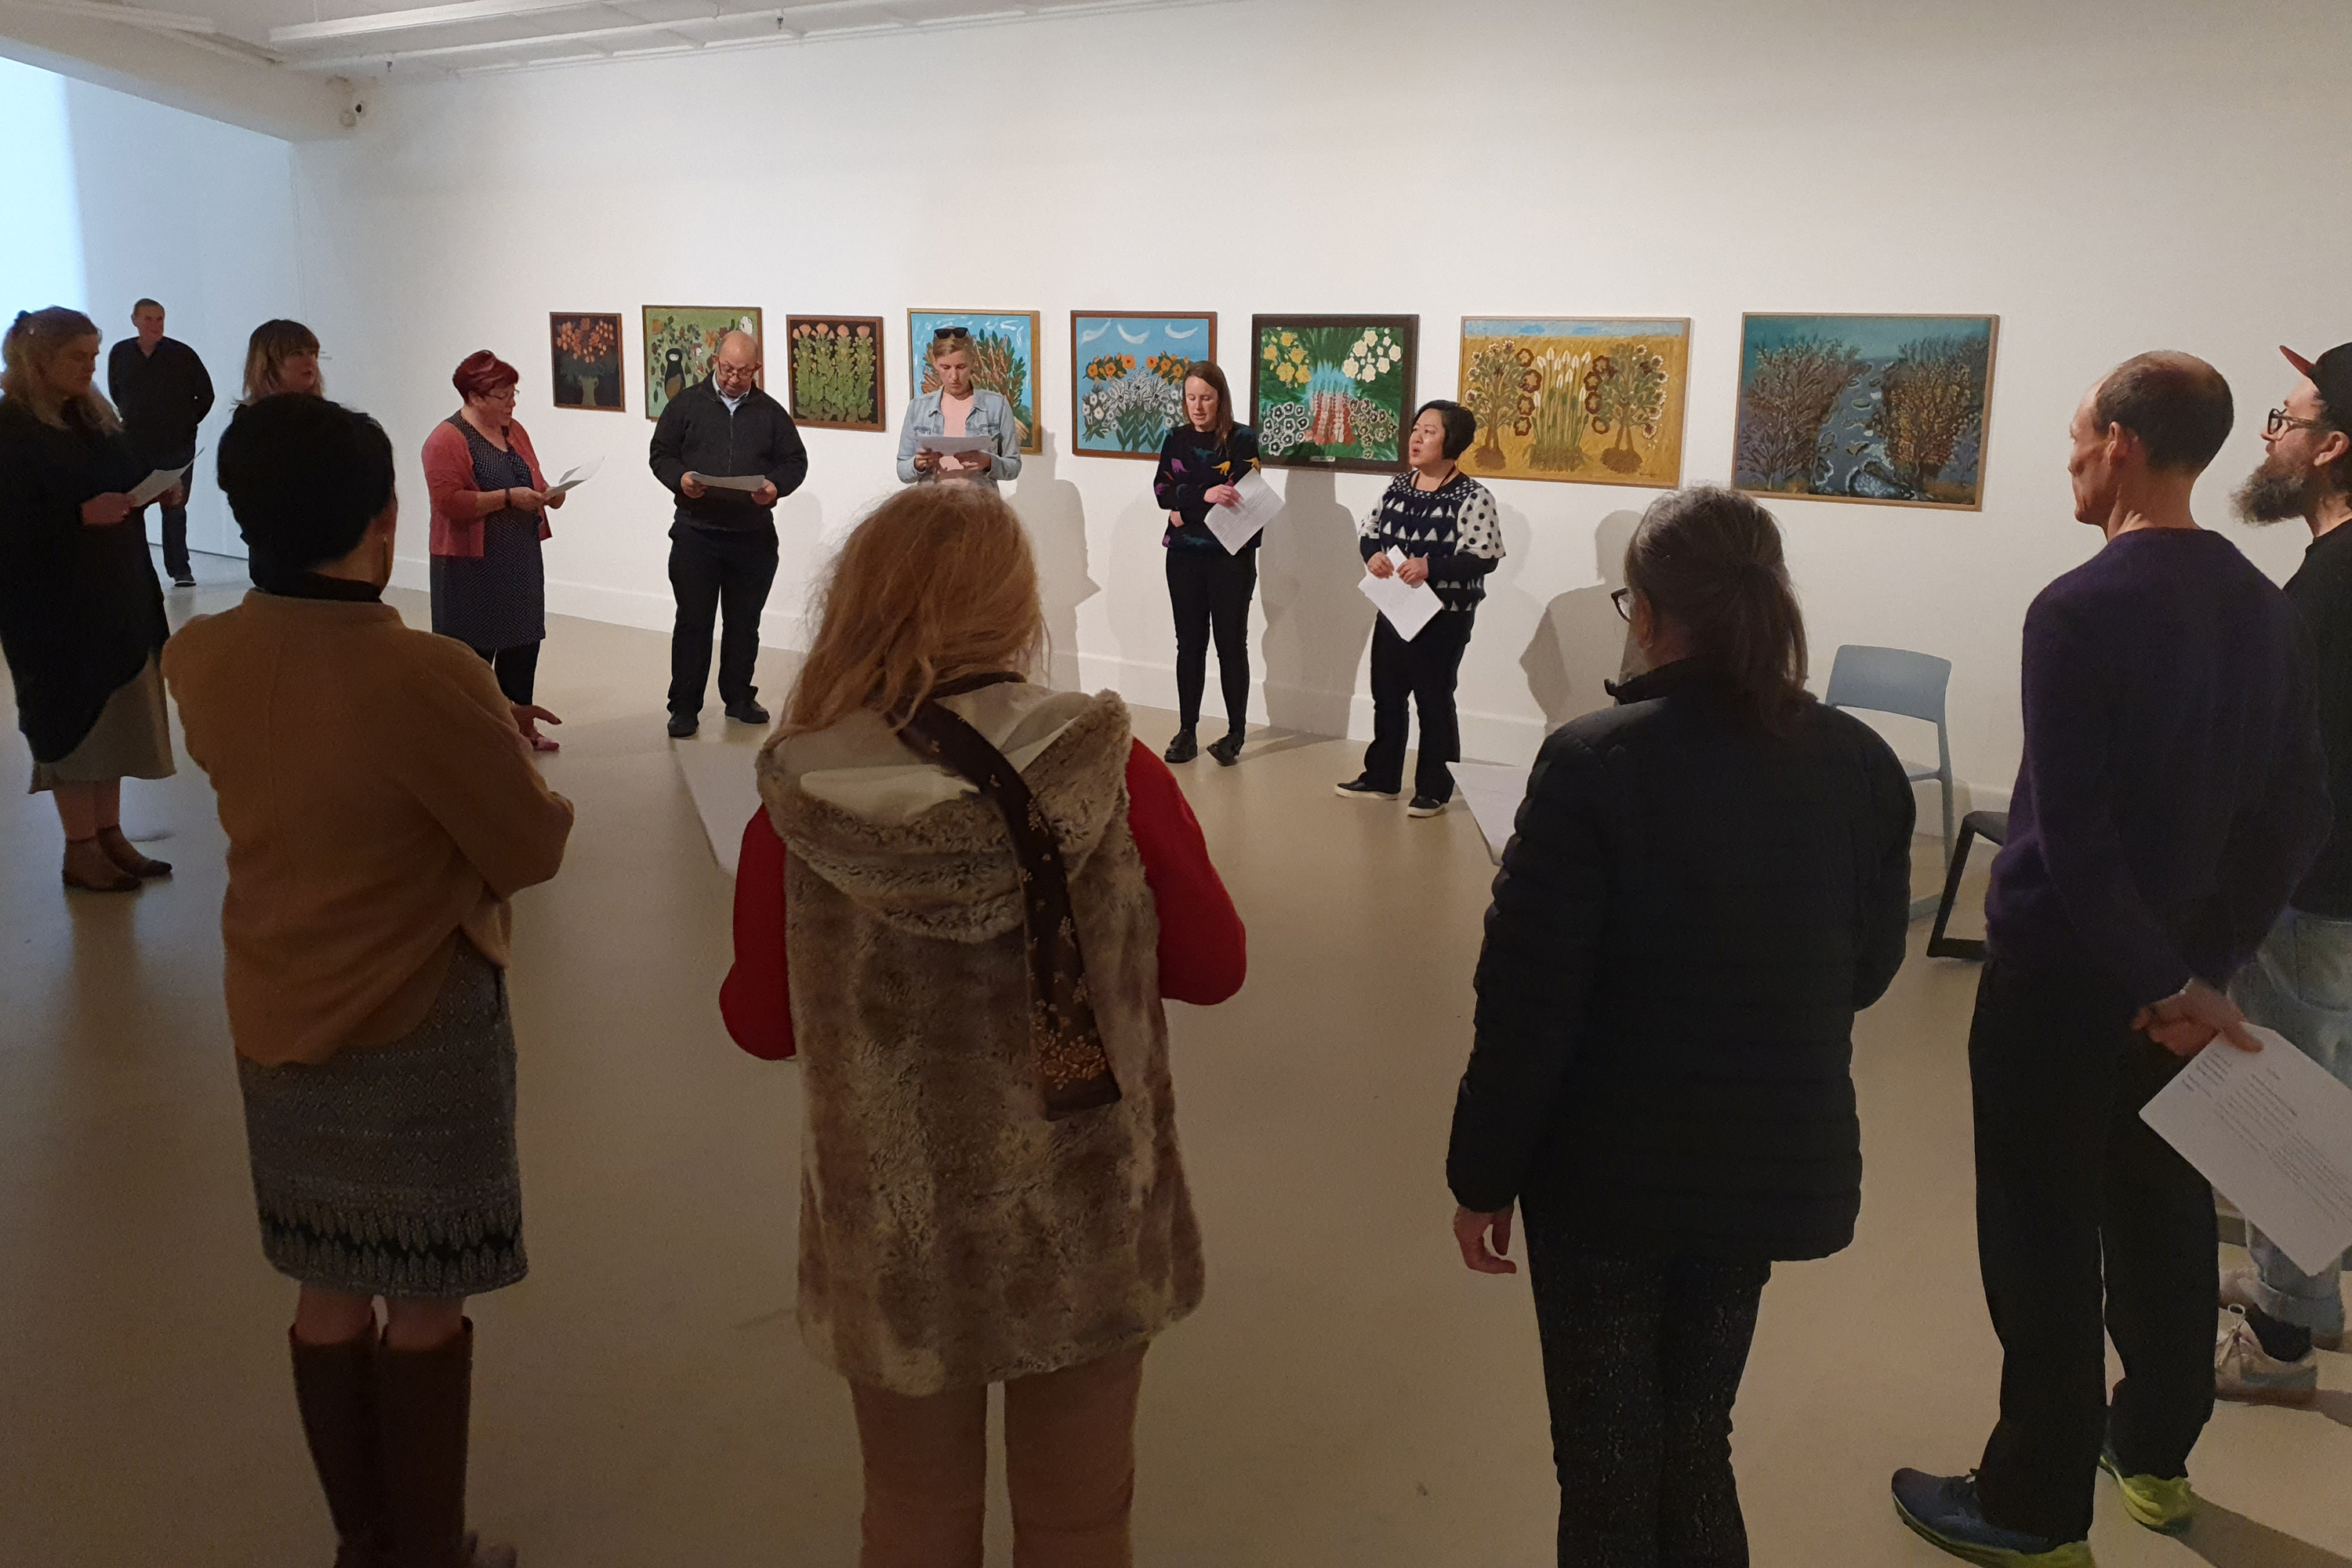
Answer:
[{"left": 1336, "top": 399, "right": 1504, "bottom": 816}]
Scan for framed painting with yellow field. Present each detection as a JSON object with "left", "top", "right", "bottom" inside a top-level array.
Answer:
[
  {"left": 1730, "top": 313, "right": 1999, "bottom": 510},
  {"left": 908, "top": 309, "right": 1044, "bottom": 455},
  {"left": 1456, "top": 317, "right": 1690, "bottom": 487},
  {"left": 642, "top": 305, "right": 762, "bottom": 423}
]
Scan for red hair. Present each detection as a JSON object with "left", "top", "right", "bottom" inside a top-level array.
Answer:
[{"left": 452, "top": 349, "right": 518, "bottom": 399}]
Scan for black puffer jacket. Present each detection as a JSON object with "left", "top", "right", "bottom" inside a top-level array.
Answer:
[{"left": 1445, "top": 660, "right": 1915, "bottom": 1261}]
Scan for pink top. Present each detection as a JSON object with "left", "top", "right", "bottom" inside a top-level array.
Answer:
[{"left": 423, "top": 416, "right": 550, "bottom": 560}]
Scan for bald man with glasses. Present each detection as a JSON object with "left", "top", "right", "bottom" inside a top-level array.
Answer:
[{"left": 648, "top": 330, "right": 808, "bottom": 738}]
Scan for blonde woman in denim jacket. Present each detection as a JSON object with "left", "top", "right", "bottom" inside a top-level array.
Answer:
[{"left": 896, "top": 328, "right": 1022, "bottom": 490}]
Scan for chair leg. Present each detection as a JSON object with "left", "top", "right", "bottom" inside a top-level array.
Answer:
[{"left": 1926, "top": 824, "right": 1984, "bottom": 960}]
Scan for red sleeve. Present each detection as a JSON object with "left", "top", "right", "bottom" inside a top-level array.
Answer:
[
  {"left": 719, "top": 808, "right": 797, "bottom": 1060},
  {"left": 1124, "top": 739, "right": 1247, "bottom": 1004},
  {"left": 421, "top": 423, "right": 482, "bottom": 559}
]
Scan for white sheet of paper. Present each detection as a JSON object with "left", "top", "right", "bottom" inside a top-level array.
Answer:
[
  {"left": 2141, "top": 1024, "right": 2352, "bottom": 1275},
  {"left": 688, "top": 471, "right": 768, "bottom": 492},
  {"left": 546, "top": 456, "right": 601, "bottom": 498},
  {"left": 1452, "top": 760, "right": 1534, "bottom": 865},
  {"left": 128, "top": 465, "right": 190, "bottom": 506},
  {"left": 916, "top": 434, "right": 995, "bottom": 456},
  {"left": 1359, "top": 546, "right": 1444, "bottom": 641},
  {"left": 1206, "top": 469, "right": 1282, "bottom": 555}
]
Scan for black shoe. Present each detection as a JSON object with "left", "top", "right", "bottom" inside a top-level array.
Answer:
[
  {"left": 172, "top": 574, "right": 196, "bottom": 588},
  {"left": 1163, "top": 729, "right": 1199, "bottom": 764},
  {"left": 666, "top": 711, "right": 698, "bottom": 739},
  {"left": 1334, "top": 775, "right": 1399, "bottom": 800},
  {"left": 725, "top": 700, "right": 770, "bottom": 725},
  {"left": 1407, "top": 794, "right": 1450, "bottom": 818},
  {"left": 1206, "top": 730, "right": 1244, "bottom": 767}
]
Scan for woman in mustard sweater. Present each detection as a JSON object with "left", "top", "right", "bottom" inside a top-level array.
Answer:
[{"left": 165, "top": 394, "right": 574, "bottom": 1568}]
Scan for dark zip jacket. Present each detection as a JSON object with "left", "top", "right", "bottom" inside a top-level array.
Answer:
[{"left": 648, "top": 377, "right": 809, "bottom": 532}]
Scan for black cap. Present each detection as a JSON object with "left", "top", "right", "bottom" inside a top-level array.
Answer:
[{"left": 2281, "top": 343, "right": 2352, "bottom": 424}]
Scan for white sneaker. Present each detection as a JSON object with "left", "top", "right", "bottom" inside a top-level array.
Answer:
[
  {"left": 2220, "top": 1264, "right": 2343, "bottom": 1352},
  {"left": 2215, "top": 1305, "right": 2318, "bottom": 1406}
]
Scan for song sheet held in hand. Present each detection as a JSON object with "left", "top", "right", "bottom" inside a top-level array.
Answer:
[
  {"left": 1206, "top": 469, "right": 1282, "bottom": 555},
  {"left": 129, "top": 465, "right": 191, "bottom": 506},
  {"left": 546, "top": 457, "right": 601, "bottom": 498},
  {"left": 913, "top": 434, "right": 996, "bottom": 456},
  {"left": 1452, "top": 760, "right": 1534, "bottom": 865},
  {"left": 688, "top": 471, "right": 768, "bottom": 492},
  {"left": 2141, "top": 1024, "right": 2352, "bottom": 1275},
  {"left": 1358, "top": 546, "right": 1443, "bottom": 641}
]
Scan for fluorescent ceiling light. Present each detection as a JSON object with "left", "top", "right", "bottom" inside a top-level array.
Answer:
[
  {"left": 0, "top": 0, "right": 218, "bottom": 32},
  {"left": 291, "top": 7, "right": 791, "bottom": 68},
  {"left": 270, "top": 0, "right": 605, "bottom": 45}
]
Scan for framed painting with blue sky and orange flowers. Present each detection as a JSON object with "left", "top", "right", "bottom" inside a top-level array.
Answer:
[{"left": 1069, "top": 311, "right": 1217, "bottom": 460}]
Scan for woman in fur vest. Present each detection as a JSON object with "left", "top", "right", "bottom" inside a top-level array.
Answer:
[{"left": 721, "top": 482, "right": 1247, "bottom": 1568}]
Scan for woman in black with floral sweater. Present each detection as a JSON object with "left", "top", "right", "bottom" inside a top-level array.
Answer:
[
  {"left": 1337, "top": 399, "right": 1503, "bottom": 816},
  {"left": 1152, "top": 362, "right": 1260, "bottom": 765}
]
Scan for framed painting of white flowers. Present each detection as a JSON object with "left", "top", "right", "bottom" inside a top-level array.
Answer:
[
  {"left": 1250, "top": 314, "right": 1417, "bottom": 472},
  {"left": 1070, "top": 311, "right": 1216, "bottom": 460}
]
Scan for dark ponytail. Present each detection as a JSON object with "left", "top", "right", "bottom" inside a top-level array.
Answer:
[{"left": 1622, "top": 485, "right": 1809, "bottom": 732}]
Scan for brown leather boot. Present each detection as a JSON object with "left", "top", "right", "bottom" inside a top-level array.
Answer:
[
  {"left": 376, "top": 1320, "right": 516, "bottom": 1568},
  {"left": 96, "top": 826, "right": 172, "bottom": 878},
  {"left": 290, "top": 1329, "right": 390, "bottom": 1568},
  {"left": 61, "top": 836, "right": 140, "bottom": 892}
]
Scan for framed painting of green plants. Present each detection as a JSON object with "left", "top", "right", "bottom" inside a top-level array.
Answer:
[
  {"left": 1730, "top": 313, "right": 1999, "bottom": 509},
  {"left": 785, "top": 315, "right": 885, "bottom": 432},
  {"left": 1250, "top": 314, "right": 1417, "bottom": 473},
  {"left": 907, "top": 309, "right": 1043, "bottom": 455},
  {"left": 1070, "top": 311, "right": 1216, "bottom": 460},
  {"left": 549, "top": 312, "right": 625, "bottom": 413},
  {"left": 1457, "top": 318, "right": 1690, "bottom": 486},
  {"left": 642, "top": 305, "right": 761, "bottom": 423}
]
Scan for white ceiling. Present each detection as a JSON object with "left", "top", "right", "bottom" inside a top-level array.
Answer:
[{"left": 0, "top": 0, "right": 1210, "bottom": 80}]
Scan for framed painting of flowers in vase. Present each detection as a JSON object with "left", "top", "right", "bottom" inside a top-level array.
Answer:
[
  {"left": 1069, "top": 311, "right": 1216, "bottom": 460},
  {"left": 548, "top": 312, "right": 625, "bottom": 412},
  {"left": 1250, "top": 314, "right": 1417, "bottom": 472}
]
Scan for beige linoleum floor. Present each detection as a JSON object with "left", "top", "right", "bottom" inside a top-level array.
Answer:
[{"left": 3, "top": 554, "right": 2348, "bottom": 1566}]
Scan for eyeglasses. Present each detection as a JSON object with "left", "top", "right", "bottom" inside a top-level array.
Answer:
[
  {"left": 2269, "top": 408, "right": 2328, "bottom": 437},
  {"left": 1611, "top": 587, "right": 1634, "bottom": 622}
]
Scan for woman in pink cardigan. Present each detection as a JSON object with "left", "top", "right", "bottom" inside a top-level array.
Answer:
[{"left": 424, "top": 350, "right": 564, "bottom": 751}]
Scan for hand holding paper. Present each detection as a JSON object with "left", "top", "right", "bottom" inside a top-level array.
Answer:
[
  {"left": 1359, "top": 546, "right": 1443, "bottom": 641},
  {"left": 546, "top": 457, "right": 601, "bottom": 499},
  {"left": 128, "top": 465, "right": 191, "bottom": 507},
  {"left": 1206, "top": 470, "right": 1282, "bottom": 555},
  {"left": 686, "top": 471, "right": 769, "bottom": 492}
]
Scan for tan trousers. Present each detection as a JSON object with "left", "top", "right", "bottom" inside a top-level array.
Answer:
[{"left": 849, "top": 1344, "right": 1147, "bottom": 1568}]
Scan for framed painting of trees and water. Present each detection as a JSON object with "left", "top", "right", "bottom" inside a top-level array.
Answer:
[
  {"left": 1250, "top": 314, "right": 1417, "bottom": 472},
  {"left": 1457, "top": 317, "right": 1689, "bottom": 486},
  {"left": 908, "top": 309, "right": 1043, "bottom": 454},
  {"left": 549, "top": 312, "right": 625, "bottom": 412},
  {"left": 786, "top": 316, "right": 886, "bottom": 432},
  {"left": 1070, "top": 311, "right": 1216, "bottom": 459},
  {"left": 1730, "top": 314, "right": 1999, "bottom": 509}
]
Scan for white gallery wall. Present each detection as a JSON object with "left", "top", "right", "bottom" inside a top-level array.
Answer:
[
  {"left": 274, "top": 0, "right": 2349, "bottom": 798},
  {"left": 0, "top": 56, "right": 307, "bottom": 560}
]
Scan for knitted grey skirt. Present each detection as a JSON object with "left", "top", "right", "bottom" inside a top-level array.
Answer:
[{"left": 236, "top": 941, "right": 527, "bottom": 1298}]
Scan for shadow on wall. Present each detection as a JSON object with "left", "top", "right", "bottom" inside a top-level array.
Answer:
[
  {"left": 1521, "top": 507, "right": 1642, "bottom": 730},
  {"left": 1011, "top": 433, "right": 1098, "bottom": 691},
  {"left": 1257, "top": 468, "right": 1373, "bottom": 738}
]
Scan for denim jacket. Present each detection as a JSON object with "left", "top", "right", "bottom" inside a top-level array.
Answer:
[{"left": 895, "top": 388, "right": 1023, "bottom": 489}]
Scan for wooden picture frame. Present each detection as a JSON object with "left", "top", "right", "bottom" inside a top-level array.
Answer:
[
  {"left": 1249, "top": 314, "right": 1418, "bottom": 473},
  {"left": 1456, "top": 316, "right": 1692, "bottom": 486},
  {"left": 1730, "top": 312, "right": 2000, "bottom": 510},
  {"left": 548, "top": 311, "right": 626, "bottom": 413},
  {"left": 908, "top": 309, "right": 1044, "bottom": 455},
  {"left": 784, "top": 315, "right": 887, "bottom": 433},
  {"left": 1069, "top": 310, "right": 1218, "bottom": 461},
  {"left": 641, "top": 304, "right": 762, "bottom": 423}
]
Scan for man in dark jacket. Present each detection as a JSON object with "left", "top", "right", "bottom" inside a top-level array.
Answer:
[
  {"left": 106, "top": 299, "right": 214, "bottom": 587},
  {"left": 1893, "top": 355, "right": 2331, "bottom": 1566},
  {"left": 648, "top": 329, "right": 808, "bottom": 737}
]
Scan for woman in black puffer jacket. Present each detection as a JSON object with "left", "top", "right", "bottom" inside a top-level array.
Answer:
[{"left": 1445, "top": 485, "right": 1916, "bottom": 1568}]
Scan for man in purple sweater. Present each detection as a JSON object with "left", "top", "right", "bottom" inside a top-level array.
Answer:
[{"left": 1895, "top": 354, "right": 2330, "bottom": 1568}]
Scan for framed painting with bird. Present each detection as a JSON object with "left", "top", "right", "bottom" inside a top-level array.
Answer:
[{"left": 642, "top": 305, "right": 763, "bottom": 423}]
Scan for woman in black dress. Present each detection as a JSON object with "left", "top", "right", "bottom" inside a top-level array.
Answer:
[
  {"left": 423, "top": 350, "right": 564, "bottom": 751},
  {"left": 1150, "top": 361, "right": 1261, "bottom": 766},
  {"left": 0, "top": 307, "right": 178, "bottom": 892}
]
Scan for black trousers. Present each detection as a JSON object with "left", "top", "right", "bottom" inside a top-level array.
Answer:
[
  {"left": 668, "top": 524, "right": 779, "bottom": 716},
  {"left": 1362, "top": 608, "right": 1474, "bottom": 800},
  {"left": 1968, "top": 957, "right": 2216, "bottom": 1543},
  {"left": 1526, "top": 1226, "right": 1771, "bottom": 1568},
  {"left": 158, "top": 493, "right": 191, "bottom": 580},
  {"left": 1166, "top": 546, "right": 1256, "bottom": 734},
  {"left": 472, "top": 641, "right": 540, "bottom": 706}
]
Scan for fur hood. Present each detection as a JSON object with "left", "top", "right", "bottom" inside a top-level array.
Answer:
[{"left": 756, "top": 683, "right": 1123, "bottom": 944}]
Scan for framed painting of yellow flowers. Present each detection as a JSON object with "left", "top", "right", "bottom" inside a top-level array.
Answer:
[
  {"left": 1071, "top": 311, "right": 1216, "bottom": 460},
  {"left": 1250, "top": 314, "right": 1417, "bottom": 473},
  {"left": 1457, "top": 318, "right": 1691, "bottom": 486}
]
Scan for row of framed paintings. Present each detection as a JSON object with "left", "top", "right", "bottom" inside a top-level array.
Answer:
[{"left": 545, "top": 308, "right": 2001, "bottom": 510}]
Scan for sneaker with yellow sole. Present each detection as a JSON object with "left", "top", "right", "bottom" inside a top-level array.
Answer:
[
  {"left": 2098, "top": 1446, "right": 2195, "bottom": 1534},
  {"left": 1890, "top": 1468, "right": 2096, "bottom": 1566}
]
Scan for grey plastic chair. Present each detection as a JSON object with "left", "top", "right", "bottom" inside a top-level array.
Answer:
[{"left": 1824, "top": 644, "right": 1953, "bottom": 921}]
